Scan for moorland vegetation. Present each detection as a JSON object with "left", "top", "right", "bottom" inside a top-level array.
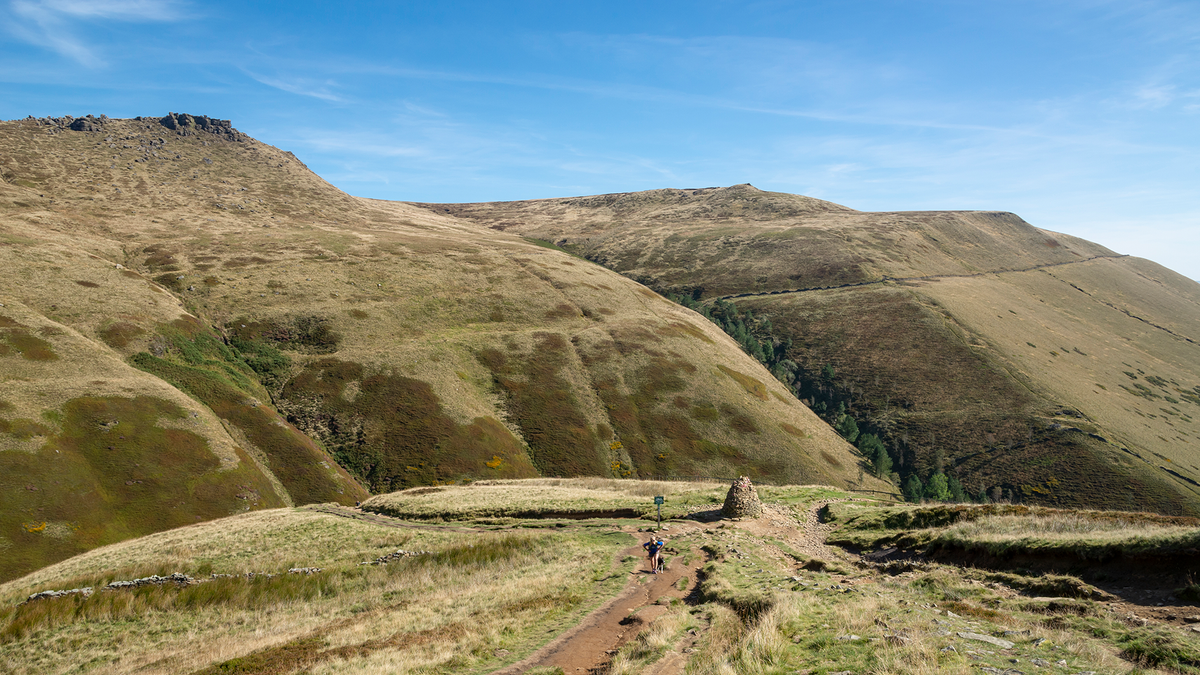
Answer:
[
  {"left": 2, "top": 478, "right": 1198, "bottom": 674},
  {"left": 436, "top": 186, "right": 1200, "bottom": 516},
  {"left": 0, "top": 114, "right": 885, "bottom": 582}
]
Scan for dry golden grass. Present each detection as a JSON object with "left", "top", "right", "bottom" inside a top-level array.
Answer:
[
  {"left": 0, "top": 506, "right": 629, "bottom": 675},
  {"left": 362, "top": 478, "right": 730, "bottom": 521},
  {"left": 606, "top": 606, "right": 690, "bottom": 675},
  {"left": 2, "top": 476, "right": 1196, "bottom": 674}
]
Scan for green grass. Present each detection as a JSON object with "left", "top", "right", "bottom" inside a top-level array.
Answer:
[
  {"left": 129, "top": 351, "right": 366, "bottom": 507},
  {"left": 0, "top": 505, "right": 631, "bottom": 675},
  {"left": 0, "top": 395, "right": 285, "bottom": 583}
]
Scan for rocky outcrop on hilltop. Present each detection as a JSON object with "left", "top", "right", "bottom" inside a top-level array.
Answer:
[
  {"left": 24, "top": 112, "right": 245, "bottom": 141},
  {"left": 158, "top": 112, "right": 243, "bottom": 141}
]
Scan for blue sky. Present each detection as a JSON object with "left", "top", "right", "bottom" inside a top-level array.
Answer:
[{"left": 2, "top": 1, "right": 1198, "bottom": 282}]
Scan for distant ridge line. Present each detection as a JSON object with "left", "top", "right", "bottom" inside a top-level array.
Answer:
[{"left": 711, "top": 254, "right": 1129, "bottom": 301}]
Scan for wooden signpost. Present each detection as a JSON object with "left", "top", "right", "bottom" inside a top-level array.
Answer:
[{"left": 654, "top": 495, "right": 664, "bottom": 529}]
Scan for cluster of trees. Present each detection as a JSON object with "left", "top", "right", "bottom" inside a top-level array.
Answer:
[
  {"left": 666, "top": 292, "right": 1003, "bottom": 505},
  {"left": 903, "top": 472, "right": 967, "bottom": 502},
  {"left": 668, "top": 295, "right": 792, "bottom": 376}
]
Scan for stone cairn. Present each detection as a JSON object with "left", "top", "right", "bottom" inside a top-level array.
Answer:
[{"left": 722, "top": 476, "right": 763, "bottom": 518}]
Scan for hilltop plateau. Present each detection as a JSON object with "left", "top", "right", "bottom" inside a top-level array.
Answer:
[
  {"left": 0, "top": 115, "right": 882, "bottom": 582},
  {"left": 430, "top": 186, "right": 1200, "bottom": 516}
]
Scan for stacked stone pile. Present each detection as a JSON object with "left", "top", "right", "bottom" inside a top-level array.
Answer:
[{"left": 722, "top": 476, "right": 763, "bottom": 518}]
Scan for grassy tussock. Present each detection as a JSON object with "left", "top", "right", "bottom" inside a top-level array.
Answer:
[
  {"left": 1, "top": 571, "right": 335, "bottom": 641},
  {"left": 607, "top": 607, "right": 689, "bottom": 675},
  {"left": 935, "top": 513, "right": 1200, "bottom": 556}
]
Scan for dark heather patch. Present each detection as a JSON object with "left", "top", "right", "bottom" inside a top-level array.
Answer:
[
  {"left": 475, "top": 333, "right": 604, "bottom": 478},
  {"left": 98, "top": 322, "right": 145, "bottom": 349},
  {"left": 0, "top": 418, "right": 52, "bottom": 438},
  {"left": 129, "top": 354, "right": 366, "bottom": 507},
  {"left": 0, "top": 396, "right": 285, "bottom": 584},
  {"left": 281, "top": 358, "right": 535, "bottom": 491},
  {"left": 229, "top": 315, "right": 342, "bottom": 354},
  {"left": 780, "top": 422, "right": 805, "bottom": 437},
  {"left": 2, "top": 329, "right": 57, "bottom": 361}
]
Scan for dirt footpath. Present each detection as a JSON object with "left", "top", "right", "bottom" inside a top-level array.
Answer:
[{"left": 493, "top": 533, "right": 707, "bottom": 675}]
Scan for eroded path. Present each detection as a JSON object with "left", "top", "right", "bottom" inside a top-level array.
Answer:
[
  {"left": 493, "top": 531, "right": 708, "bottom": 675},
  {"left": 491, "top": 502, "right": 850, "bottom": 674}
]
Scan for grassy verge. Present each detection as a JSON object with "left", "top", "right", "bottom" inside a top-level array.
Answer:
[{"left": 0, "top": 507, "right": 631, "bottom": 675}]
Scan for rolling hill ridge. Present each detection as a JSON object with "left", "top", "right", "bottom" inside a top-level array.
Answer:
[
  {"left": 0, "top": 115, "right": 881, "bottom": 582},
  {"left": 430, "top": 185, "right": 1200, "bottom": 516}
]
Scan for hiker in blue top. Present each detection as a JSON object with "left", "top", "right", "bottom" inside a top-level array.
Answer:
[{"left": 643, "top": 537, "right": 665, "bottom": 574}]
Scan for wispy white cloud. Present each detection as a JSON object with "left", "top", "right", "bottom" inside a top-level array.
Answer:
[
  {"left": 30, "top": 0, "right": 185, "bottom": 21},
  {"left": 242, "top": 70, "right": 345, "bottom": 102},
  {"left": 5, "top": 0, "right": 187, "bottom": 66}
]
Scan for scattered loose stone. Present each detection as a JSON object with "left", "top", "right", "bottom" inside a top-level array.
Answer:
[
  {"left": 105, "top": 572, "right": 194, "bottom": 590},
  {"left": 360, "top": 549, "right": 432, "bottom": 565},
  {"left": 957, "top": 632, "right": 1015, "bottom": 649},
  {"left": 23, "top": 587, "right": 93, "bottom": 604}
]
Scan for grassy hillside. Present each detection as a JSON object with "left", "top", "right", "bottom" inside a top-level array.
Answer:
[
  {"left": 0, "top": 117, "right": 887, "bottom": 582},
  {"left": 3, "top": 478, "right": 1198, "bottom": 674},
  {"left": 430, "top": 185, "right": 1200, "bottom": 515}
]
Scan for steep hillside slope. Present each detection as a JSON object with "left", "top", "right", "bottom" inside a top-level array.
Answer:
[
  {"left": 0, "top": 117, "right": 884, "bottom": 581},
  {"left": 427, "top": 185, "right": 1200, "bottom": 515}
]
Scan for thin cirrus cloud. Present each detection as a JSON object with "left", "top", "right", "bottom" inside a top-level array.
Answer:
[
  {"left": 5, "top": 0, "right": 187, "bottom": 65},
  {"left": 241, "top": 69, "right": 345, "bottom": 103}
]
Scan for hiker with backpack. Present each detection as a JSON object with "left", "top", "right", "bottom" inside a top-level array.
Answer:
[{"left": 643, "top": 537, "right": 665, "bottom": 574}]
